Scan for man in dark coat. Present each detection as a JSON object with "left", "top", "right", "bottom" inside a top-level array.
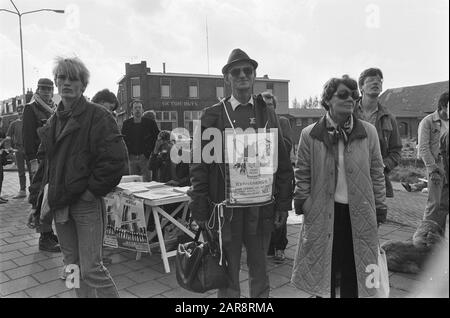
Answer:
[
  {"left": 355, "top": 68, "right": 402, "bottom": 203},
  {"left": 188, "top": 48, "right": 294, "bottom": 298},
  {"left": 23, "top": 78, "right": 60, "bottom": 252},
  {"left": 31, "top": 56, "right": 128, "bottom": 297}
]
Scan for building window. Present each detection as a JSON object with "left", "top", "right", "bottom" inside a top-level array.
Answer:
[
  {"left": 155, "top": 111, "right": 177, "bottom": 130},
  {"left": 216, "top": 86, "right": 224, "bottom": 100},
  {"left": 161, "top": 78, "right": 171, "bottom": 98},
  {"left": 131, "top": 77, "right": 141, "bottom": 99},
  {"left": 266, "top": 82, "right": 274, "bottom": 95},
  {"left": 189, "top": 79, "right": 199, "bottom": 99},
  {"left": 184, "top": 111, "right": 203, "bottom": 133}
]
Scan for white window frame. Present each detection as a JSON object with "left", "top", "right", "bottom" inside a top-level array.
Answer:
[{"left": 131, "top": 77, "right": 141, "bottom": 99}]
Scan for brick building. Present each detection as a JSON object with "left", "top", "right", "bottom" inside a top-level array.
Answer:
[{"left": 117, "top": 61, "right": 289, "bottom": 133}]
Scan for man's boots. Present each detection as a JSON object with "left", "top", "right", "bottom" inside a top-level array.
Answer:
[{"left": 39, "top": 231, "right": 61, "bottom": 253}]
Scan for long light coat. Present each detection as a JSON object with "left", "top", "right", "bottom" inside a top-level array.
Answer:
[{"left": 291, "top": 116, "right": 387, "bottom": 298}]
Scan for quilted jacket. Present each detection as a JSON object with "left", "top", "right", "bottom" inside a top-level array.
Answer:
[{"left": 291, "top": 116, "right": 387, "bottom": 298}]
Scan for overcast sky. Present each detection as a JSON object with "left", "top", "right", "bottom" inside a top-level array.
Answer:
[{"left": 1, "top": 0, "right": 448, "bottom": 105}]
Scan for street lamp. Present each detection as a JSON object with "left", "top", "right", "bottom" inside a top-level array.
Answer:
[{"left": 0, "top": 0, "right": 64, "bottom": 106}]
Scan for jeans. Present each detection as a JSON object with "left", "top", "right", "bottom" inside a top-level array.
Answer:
[
  {"left": 15, "top": 149, "right": 32, "bottom": 191},
  {"left": 423, "top": 173, "right": 449, "bottom": 232},
  {"left": 129, "top": 154, "right": 151, "bottom": 182},
  {"left": 217, "top": 209, "right": 271, "bottom": 298},
  {"left": 55, "top": 196, "right": 119, "bottom": 298}
]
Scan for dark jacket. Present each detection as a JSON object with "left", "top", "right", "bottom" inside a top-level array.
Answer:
[
  {"left": 188, "top": 94, "right": 294, "bottom": 241},
  {"left": 355, "top": 101, "right": 402, "bottom": 197},
  {"left": 22, "top": 100, "right": 54, "bottom": 161},
  {"left": 149, "top": 142, "right": 190, "bottom": 186},
  {"left": 355, "top": 102, "right": 402, "bottom": 171},
  {"left": 121, "top": 117, "right": 159, "bottom": 159},
  {"left": 31, "top": 96, "right": 128, "bottom": 210},
  {"left": 278, "top": 115, "right": 293, "bottom": 155}
]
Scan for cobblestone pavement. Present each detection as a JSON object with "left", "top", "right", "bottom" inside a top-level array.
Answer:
[{"left": 0, "top": 171, "right": 447, "bottom": 298}]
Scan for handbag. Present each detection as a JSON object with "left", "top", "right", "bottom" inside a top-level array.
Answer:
[
  {"left": 377, "top": 245, "right": 390, "bottom": 298},
  {"left": 175, "top": 227, "right": 228, "bottom": 293}
]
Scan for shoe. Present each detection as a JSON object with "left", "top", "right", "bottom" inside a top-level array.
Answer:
[
  {"left": 0, "top": 196, "right": 8, "bottom": 203},
  {"left": 401, "top": 182, "right": 412, "bottom": 192},
  {"left": 273, "top": 249, "right": 286, "bottom": 262},
  {"left": 39, "top": 234, "right": 61, "bottom": 253},
  {"left": 13, "top": 190, "right": 27, "bottom": 199}
]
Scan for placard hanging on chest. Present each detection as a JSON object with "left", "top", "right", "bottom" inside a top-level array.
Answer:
[{"left": 223, "top": 128, "right": 278, "bottom": 207}]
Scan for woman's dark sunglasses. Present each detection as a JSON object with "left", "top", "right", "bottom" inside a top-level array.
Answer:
[
  {"left": 230, "top": 66, "right": 254, "bottom": 78},
  {"left": 334, "top": 90, "right": 359, "bottom": 100}
]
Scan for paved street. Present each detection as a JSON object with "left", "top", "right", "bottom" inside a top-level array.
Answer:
[{"left": 0, "top": 171, "right": 447, "bottom": 298}]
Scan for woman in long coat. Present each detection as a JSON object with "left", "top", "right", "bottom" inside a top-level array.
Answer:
[{"left": 291, "top": 75, "right": 387, "bottom": 298}]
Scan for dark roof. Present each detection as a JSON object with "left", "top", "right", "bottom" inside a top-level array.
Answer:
[
  {"left": 287, "top": 108, "right": 326, "bottom": 118},
  {"left": 379, "top": 81, "right": 449, "bottom": 118}
]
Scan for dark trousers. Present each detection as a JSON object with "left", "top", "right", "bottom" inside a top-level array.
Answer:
[
  {"left": 0, "top": 163, "right": 3, "bottom": 195},
  {"left": 217, "top": 208, "right": 271, "bottom": 298},
  {"left": 268, "top": 223, "right": 288, "bottom": 254},
  {"left": 15, "top": 150, "right": 32, "bottom": 191},
  {"left": 330, "top": 202, "right": 358, "bottom": 298}
]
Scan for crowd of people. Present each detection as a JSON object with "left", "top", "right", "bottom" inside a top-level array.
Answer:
[{"left": 0, "top": 49, "right": 448, "bottom": 298}]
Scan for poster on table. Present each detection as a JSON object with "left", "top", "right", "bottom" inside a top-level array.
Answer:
[
  {"left": 115, "top": 193, "right": 150, "bottom": 253},
  {"left": 224, "top": 128, "right": 278, "bottom": 207},
  {"left": 103, "top": 192, "right": 121, "bottom": 248}
]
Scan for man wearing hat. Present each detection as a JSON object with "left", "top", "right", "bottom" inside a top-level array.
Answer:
[
  {"left": 23, "top": 78, "right": 61, "bottom": 253},
  {"left": 189, "top": 48, "right": 294, "bottom": 298}
]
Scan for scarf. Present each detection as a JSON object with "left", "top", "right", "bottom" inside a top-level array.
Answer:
[
  {"left": 30, "top": 93, "right": 55, "bottom": 117},
  {"left": 325, "top": 112, "right": 354, "bottom": 145},
  {"left": 55, "top": 103, "right": 73, "bottom": 138}
]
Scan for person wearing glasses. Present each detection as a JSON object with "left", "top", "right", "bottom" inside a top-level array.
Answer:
[
  {"left": 30, "top": 57, "right": 128, "bottom": 297},
  {"left": 291, "top": 75, "right": 387, "bottom": 298},
  {"left": 189, "top": 48, "right": 293, "bottom": 298},
  {"left": 354, "top": 68, "right": 402, "bottom": 205}
]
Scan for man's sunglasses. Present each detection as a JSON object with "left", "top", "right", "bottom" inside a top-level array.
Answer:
[
  {"left": 334, "top": 90, "right": 359, "bottom": 100},
  {"left": 229, "top": 66, "right": 254, "bottom": 78}
]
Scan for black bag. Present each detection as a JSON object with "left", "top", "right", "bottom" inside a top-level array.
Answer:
[{"left": 175, "top": 228, "right": 228, "bottom": 293}]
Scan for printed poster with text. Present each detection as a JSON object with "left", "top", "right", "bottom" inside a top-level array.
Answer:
[
  {"left": 115, "top": 193, "right": 150, "bottom": 253},
  {"left": 103, "top": 192, "right": 121, "bottom": 248},
  {"left": 224, "top": 128, "right": 278, "bottom": 207}
]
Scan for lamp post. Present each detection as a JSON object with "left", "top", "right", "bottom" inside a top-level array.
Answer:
[{"left": 0, "top": 0, "right": 64, "bottom": 106}]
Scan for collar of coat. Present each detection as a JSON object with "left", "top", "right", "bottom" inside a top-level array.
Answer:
[
  {"left": 204, "top": 94, "right": 270, "bottom": 130},
  {"left": 40, "top": 96, "right": 89, "bottom": 154},
  {"left": 310, "top": 114, "right": 367, "bottom": 149},
  {"left": 355, "top": 99, "right": 393, "bottom": 121}
]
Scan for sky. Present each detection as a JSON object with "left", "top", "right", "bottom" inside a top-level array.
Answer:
[{"left": 0, "top": 0, "right": 449, "bottom": 105}]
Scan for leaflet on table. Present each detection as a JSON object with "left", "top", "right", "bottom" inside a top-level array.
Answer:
[
  {"left": 133, "top": 186, "right": 185, "bottom": 201},
  {"left": 116, "top": 181, "right": 166, "bottom": 193},
  {"left": 115, "top": 193, "right": 150, "bottom": 253},
  {"left": 103, "top": 192, "right": 121, "bottom": 248}
]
